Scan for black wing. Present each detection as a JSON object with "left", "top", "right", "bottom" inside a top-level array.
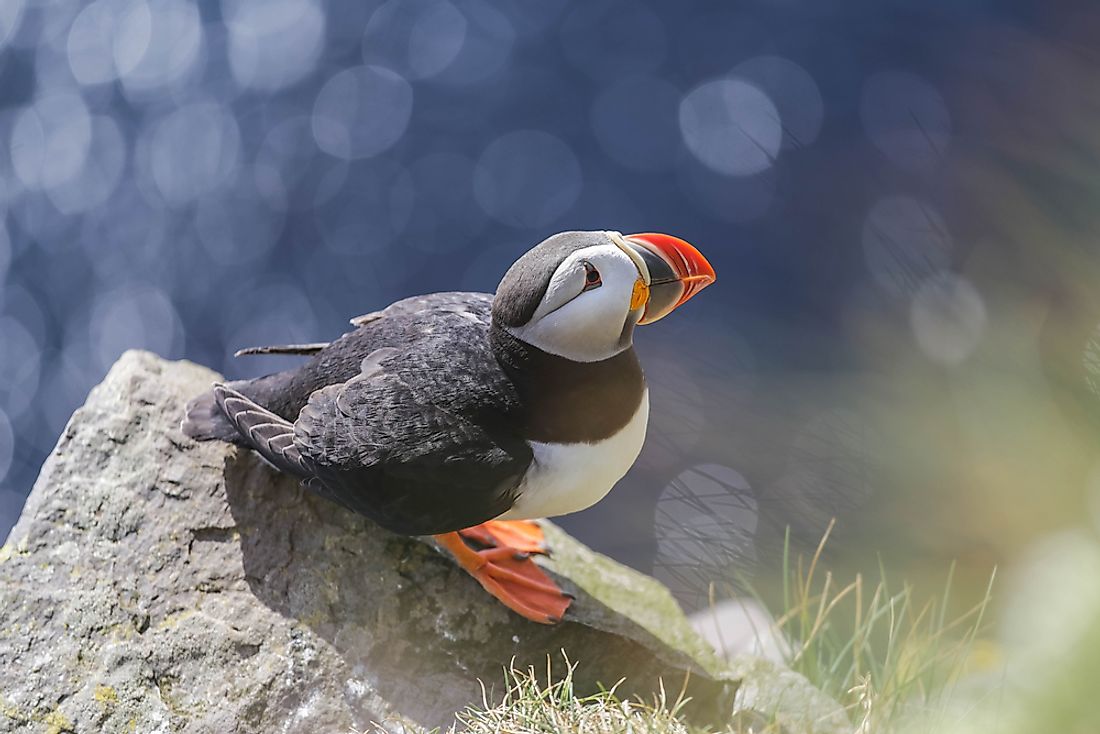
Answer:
[
  {"left": 291, "top": 306, "right": 532, "bottom": 536},
  {"left": 216, "top": 292, "right": 495, "bottom": 424},
  {"left": 188, "top": 291, "right": 527, "bottom": 534},
  {"left": 348, "top": 292, "right": 493, "bottom": 327},
  {"left": 234, "top": 343, "right": 329, "bottom": 357},
  {"left": 230, "top": 292, "right": 493, "bottom": 362}
]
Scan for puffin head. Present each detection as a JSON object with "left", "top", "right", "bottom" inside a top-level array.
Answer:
[{"left": 492, "top": 230, "right": 716, "bottom": 362}]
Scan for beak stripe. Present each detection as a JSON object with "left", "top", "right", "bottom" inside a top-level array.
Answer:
[{"left": 609, "top": 231, "right": 652, "bottom": 285}]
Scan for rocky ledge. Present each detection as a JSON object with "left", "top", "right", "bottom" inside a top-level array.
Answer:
[{"left": 0, "top": 351, "right": 846, "bottom": 733}]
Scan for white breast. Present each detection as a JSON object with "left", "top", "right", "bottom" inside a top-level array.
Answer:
[{"left": 498, "top": 390, "right": 650, "bottom": 521}]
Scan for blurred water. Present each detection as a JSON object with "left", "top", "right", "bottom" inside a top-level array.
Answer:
[{"left": 1, "top": 0, "right": 1099, "bottom": 619}]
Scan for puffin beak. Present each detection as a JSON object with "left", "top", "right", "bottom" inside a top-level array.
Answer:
[{"left": 622, "top": 233, "right": 717, "bottom": 324}]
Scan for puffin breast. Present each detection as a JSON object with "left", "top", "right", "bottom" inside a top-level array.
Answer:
[{"left": 499, "top": 390, "right": 650, "bottom": 521}]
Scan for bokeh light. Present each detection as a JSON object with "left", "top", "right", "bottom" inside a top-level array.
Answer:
[
  {"left": 88, "top": 284, "right": 184, "bottom": 372},
  {"left": 116, "top": 0, "right": 204, "bottom": 96},
  {"left": 862, "top": 196, "right": 952, "bottom": 298},
  {"left": 47, "top": 115, "right": 126, "bottom": 214},
  {"left": 679, "top": 79, "right": 782, "bottom": 176},
  {"left": 428, "top": 0, "right": 513, "bottom": 85},
  {"left": 67, "top": 0, "right": 129, "bottom": 86},
  {"left": 0, "top": 0, "right": 25, "bottom": 52},
  {"left": 1083, "top": 324, "right": 1100, "bottom": 399},
  {"left": 11, "top": 92, "right": 92, "bottom": 192},
  {"left": 0, "top": 284, "right": 47, "bottom": 351},
  {"left": 731, "top": 55, "right": 823, "bottom": 149},
  {"left": 0, "top": 316, "right": 41, "bottom": 419},
  {"left": 0, "top": 223, "right": 10, "bottom": 288},
  {"left": 909, "top": 272, "right": 987, "bottom": 365},
  {"left": 768, "top": 408, "right": 875, "bottom": 541},
  {"left": 110, "top": 0, "right": 153, "bottom": 79},
  {"left": 654, "top": 464, "right": 757, "bottom": 609},
  {"left": 0, "top": 407, "right": 11, "bottom": 487},
  {"left": 999, "top": 532, "right": 1100, "bottom": 676},
  {"left": 226, "top": 0, "right": 325, "bottom": 92},
  {"left": 861, "top": 70, "right": 951, "bottom": 172},
  {"left": 311, "top": 65, "right": 413, "bottom": 160},
  {"left": 362, "top": 0, "right": 467, "bottom": 81},
  {"left": 253, "top": 116, "right": 348, "bottom": 212},
  {"left": 146, "top": 100, "right": 241, "bottom": 206}
]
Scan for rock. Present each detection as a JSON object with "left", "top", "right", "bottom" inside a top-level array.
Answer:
[
  {"left": 689, "top": 602, "right": 850, "bottom": 734},
  {"left": 0, "top": 351, "right": 739, "bottom": 733},
  {"left": 728, "top": 656, "right": 851, "bottom": 734},
  {"left": 690, "top": 598, "right": 791, "bottom": 665}
]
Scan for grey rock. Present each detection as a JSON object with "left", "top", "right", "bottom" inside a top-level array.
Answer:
[
  {"left": 690, "top": 598, "right": 791, "bottom": 665},
  {"left": 728, "top": 655, "right": 851, "bottom": 734},
  {"left": 0, "top": 351, "right": 741, "bottom": 733},
  {"left": 689, "top": 602, "right": 851, "bottom": 734}
]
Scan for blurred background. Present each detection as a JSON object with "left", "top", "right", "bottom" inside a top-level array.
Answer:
[{"left": 1, "top": 0, "right": 1100, "bottom": 637}]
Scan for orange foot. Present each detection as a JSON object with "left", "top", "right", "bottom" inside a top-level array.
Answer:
[
  {"left": 435, "top": 530, "right": 572, "bottom": 624},
  {"left": 459, "top": 519, "right": 548, "bottom": 555}
]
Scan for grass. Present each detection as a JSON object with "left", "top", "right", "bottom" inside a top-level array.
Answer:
[
  {"left": 449, "top": 657, "right": 787, "bottom": 734},
  {"left": 454, "top": 658, "right": 695, "bottom": 734},
  {"left": 360, "top": 656, "right": 785, "bottom": 734},
  {"left": 749, "top": 521, "right": 997, "bottom": 732}
]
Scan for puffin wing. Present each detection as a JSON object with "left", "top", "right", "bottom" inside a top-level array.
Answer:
[
  {"left": 291, "top": 309, "right": 532, "bottom": 536},
  {"left": 349, "top": 292, "right": 493, "bottom": 327},
  {"left": 233, "top": 292, "right": 494, "bottom": 359}
]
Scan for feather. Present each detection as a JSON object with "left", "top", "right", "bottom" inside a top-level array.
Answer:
[
  {"left": 234, "top": 343, "right": 329, "bottom": 357},
  {"left": 212, "top": 384, "right": 311, "bottom": 477}
]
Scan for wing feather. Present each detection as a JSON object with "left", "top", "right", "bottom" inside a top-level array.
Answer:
[
  {"left": 291, "top": 312, "right": 530, "bottom": 535},
  {"left": 234, "top": 343, "right": 329, "bottom": 357},
  {"left": 213, "top": 384, "right": 311, "bottom": 476}
]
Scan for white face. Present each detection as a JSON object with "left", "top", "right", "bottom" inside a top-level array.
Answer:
[{"left": 505, "top": 242, "right": 645, "bottom": 362}]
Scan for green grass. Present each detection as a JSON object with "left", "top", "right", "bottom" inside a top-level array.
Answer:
[{"left": 753, "top": 521, "right": 996, "bottom": 732}]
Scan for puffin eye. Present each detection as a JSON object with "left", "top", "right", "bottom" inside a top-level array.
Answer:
[{"left": 582, "top": 261, "right": 602, "bottom": 291}]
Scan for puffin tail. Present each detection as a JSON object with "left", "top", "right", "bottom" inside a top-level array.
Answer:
[{"left": 181, "top": 384, "right": 248, "bottom": 444}]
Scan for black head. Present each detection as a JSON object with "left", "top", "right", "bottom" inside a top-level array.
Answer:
[
  {"left": 492, "top": 231, "right": 610, "bottom": 328},
  {"left": 491, "top": 230, "right": 716, "bottom": 363}
]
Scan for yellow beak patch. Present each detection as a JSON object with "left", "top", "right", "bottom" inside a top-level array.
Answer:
[{"left": 630, "top": 278, "right": 650, "bottom": 311}]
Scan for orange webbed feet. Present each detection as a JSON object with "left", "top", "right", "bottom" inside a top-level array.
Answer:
[
  {"left": 458, "top": 519, "right": 548, "bottom": 555},
  {"left": 436, "top": 525, "right": 571, "bottom": 624}
]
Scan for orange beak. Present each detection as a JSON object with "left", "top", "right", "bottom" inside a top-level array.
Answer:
[{"left": 622, "top": 232, "right": 717, "bottom": 324}]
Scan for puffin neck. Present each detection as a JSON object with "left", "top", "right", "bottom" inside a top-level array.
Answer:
[{"left": 489, "top": 321, "right": 645, "bottom": 444}]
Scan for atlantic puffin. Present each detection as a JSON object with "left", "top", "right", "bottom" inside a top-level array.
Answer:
[{"left": 182, "top": 230, "right": 715, "bottom": 623}]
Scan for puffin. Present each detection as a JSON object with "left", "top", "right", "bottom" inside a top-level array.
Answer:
[{"left": 182, "top": 230, "right": 715, "bottom": 624}]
